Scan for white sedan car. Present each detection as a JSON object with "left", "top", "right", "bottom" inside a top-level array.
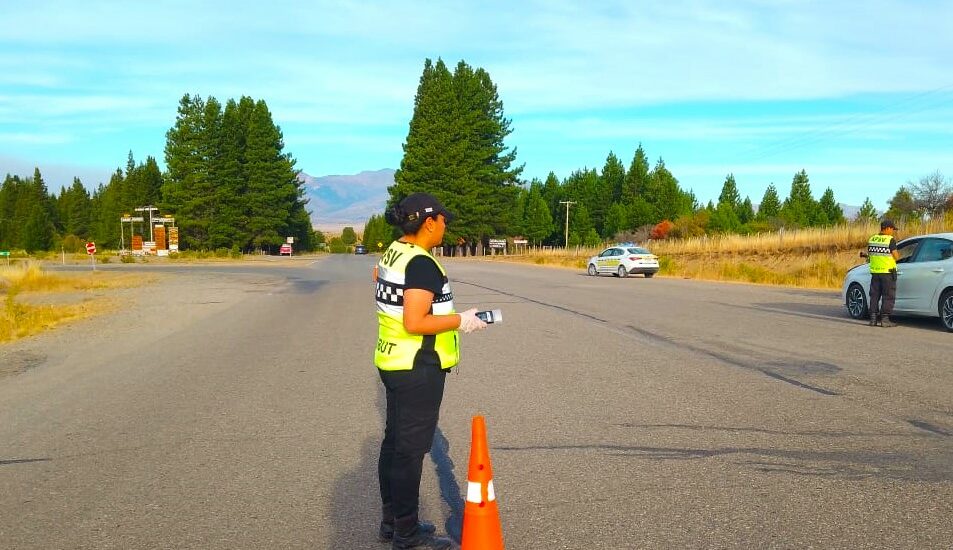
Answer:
[
  {"left": 587, "top": 245, "right": 659, "bottom": 278},
  {"left": 842, "top": 232, "right": 953, "bottom": 331}
]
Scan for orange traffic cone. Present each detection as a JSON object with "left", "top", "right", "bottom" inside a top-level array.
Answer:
[{"left": 461, "top": 415, "right": 505, "bottom": 550}]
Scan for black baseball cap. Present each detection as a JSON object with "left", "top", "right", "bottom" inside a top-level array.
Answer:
[
  {"left": 400, "top": 192, "right": 454, "bottom": 223},
  {"left": 880, "top": 219, "right": 897, "bottom": 230}
]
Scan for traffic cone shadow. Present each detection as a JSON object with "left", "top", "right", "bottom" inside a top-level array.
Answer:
[{"left": 461, "top": 415, "right": 505, "bottom": 550}]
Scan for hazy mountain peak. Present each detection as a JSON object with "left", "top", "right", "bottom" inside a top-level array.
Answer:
[{"left": 299, "top": 169, "right": 394, "bottom": 229}]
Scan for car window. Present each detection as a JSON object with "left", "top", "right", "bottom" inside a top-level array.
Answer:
[
  {"left": 599, "top": 249, "right": 612, "bottom": 257},
  {"left": 613, "top": 248, "right": 624, "bottom": 256},
  {"left": 912, "top": 238, "right": 953, "bottom": 263},
  {"left": 626, "top": 247, "right": 650, "bottom": 254},
  {"left": 896, "top": 239, "right": 920, "bottom": 263}
]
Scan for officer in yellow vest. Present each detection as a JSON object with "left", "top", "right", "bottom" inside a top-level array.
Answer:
[
  {"left": 867, "top": 219, "right": 900, "bottom": 327},
  {"left": 374, "top": 192, "right": 487, "bottom": 550}
]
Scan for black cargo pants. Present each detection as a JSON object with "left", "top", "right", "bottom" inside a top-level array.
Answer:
[
  {"left": 378, "top": 356, "right": 447, "bottom": 533},
  {"left": 869, "top": 272, "right": 897, "bottom": 317}
]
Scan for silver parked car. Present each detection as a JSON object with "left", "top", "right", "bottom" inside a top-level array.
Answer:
[{"left": 842, "top": 232, "right": 953, "bottom": 331}]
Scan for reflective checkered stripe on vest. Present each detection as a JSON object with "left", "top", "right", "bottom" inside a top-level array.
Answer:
[
  {"left": 867, "top": 234, "right": 897, "bottom": 274},
  {"left": 375, "top": 241, "right": 460, "bottom": 371}
]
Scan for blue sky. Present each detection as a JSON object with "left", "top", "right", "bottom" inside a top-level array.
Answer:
[{"left": 2, "top": 0, "right": 952, "bottom": 210}]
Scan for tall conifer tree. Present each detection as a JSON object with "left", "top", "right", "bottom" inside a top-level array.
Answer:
[{"left": 392, "top": 58, "right": 522, "bottom": 250}]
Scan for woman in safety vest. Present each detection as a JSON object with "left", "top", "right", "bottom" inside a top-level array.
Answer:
[{"left": 374, "top": 192, "right": 486, "bottom": 550}]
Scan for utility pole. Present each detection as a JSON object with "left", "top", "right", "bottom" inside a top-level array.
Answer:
[{"left": 559, "top": 200, "right": 576, "bottom": 248}]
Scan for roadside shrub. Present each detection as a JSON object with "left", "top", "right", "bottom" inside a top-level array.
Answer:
[
  {"left": 61, "top": 234, "right": 85, "bottom": 253},
  {"left": 214, "top": 247, "right": 229, "bottom": 258},
  {"left": 230, "top": 245, "right": 242, "bottom": 259},
  {"left": 651, "top": 220, "right": 675, "bottom": 240},
  {"left": 120, "top": 254, "right": 136, "bottom": 263}
]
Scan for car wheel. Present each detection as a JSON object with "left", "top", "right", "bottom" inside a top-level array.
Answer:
[
  {"left": 617, "top": 266, "right": 628, "bottom": 278},
  {"left": 845, "top": 283, "right": 868, "bottom": 320},
  {"left": 588, "top": 264, "right": 597, "bottom": 276},
  {"left": 645, "top": 273, "right": 655, "bottom": 278},
  {"left": 939, "top": 289, "right": 953, "bottom": 332}
]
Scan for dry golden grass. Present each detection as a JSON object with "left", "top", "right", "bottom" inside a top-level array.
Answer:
[
  {"left": 0, "top": 295, "right": 112, "bottom": 343},
  {"left": 0, "top": 261, "right": 152, "bottom": 344},
  {"left": 483, "top": 217, "right": 953, "bottom": 289}
]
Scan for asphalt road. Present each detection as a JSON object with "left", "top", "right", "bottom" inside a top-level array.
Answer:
[{"left": 1, "top": 255, "right": 951, "bottom": 549}]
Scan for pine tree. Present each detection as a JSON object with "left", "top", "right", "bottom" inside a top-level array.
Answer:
[
  {"left": 622, "top": 144, "right": 650, "bottom": 205},
  {"left": 243, "top": 99, "right": 302, "bottom": 249},
  {"left": 163, "top": 94, "right": 213, "bottom": 247},
  {"left": 779, "top": 169, "right": 817, "bottom": 227},
  {"left": 571, "top": 203, "right": 594, "bottom": 240},
  {"left": 392, "top": 59, "right": 463, "bottom": 236},
  {"left": 708, "top": 201, "right": 741, "bottom": 233},
  {"left": 718, "top": 173, "right": 742, "bottom": 212},
  {"left": 163, "top": 94, "right": 309, "bottom": 251},
  {"left": 392, "top": 59, "right": 522, "bottom": 250},
  {"left": 541, "top": 172, "right": 561, "bottom": 228},
  {"left": 523, "top": 184, "right": 554, "bottom": 245},
  {"left": 65, "top": 178, "right": 91, "bottom": 237},
  {"left": 602, "top": 151, "right": 626, "bottom": 203},
  {"left": 649, "top": 158, "right": 690, "bottom": 222},
  {"left": 90, "top": 169, "right": 125, "bottom": 247},
  {"left": 0, "top": 174, "right": 23, "bottom": 249},
  {"left": 739, "top": 197, "right": 755, "bottom": 225},
  {"left": 857, "top": 197, "right": 878, "bottom": 222},
  {"left": 758, "top": 184, "right": 781, "bottom": 220},
  {"left": 817, "top": 187, "right": 845, "bottom": 225},
  {"left": 23, "top": 204, "right": 54, "bottom": 252},
  {"left": 604, "top": 202, "right": 628, "bottom": 239}
]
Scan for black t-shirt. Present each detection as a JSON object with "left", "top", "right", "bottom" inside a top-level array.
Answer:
[
  {"left": 405, "top": 255, "right": 444, "bottom": 296},
  {"left": 403, "top": 254, "right": 446, "bottom": 367}
]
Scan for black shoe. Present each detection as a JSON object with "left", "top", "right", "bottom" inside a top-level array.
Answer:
[
  {"left": 379, "top": 521, "right": 436, "bottom": 543},
  {"left": 881, "top": 316, "right": 898, "bottom": 327},
  {"left": 868, "top": 315, "right": 878, "bottom": 326},
  {"left": 391, "top": 529, "right": 452, "bottom": 550}
]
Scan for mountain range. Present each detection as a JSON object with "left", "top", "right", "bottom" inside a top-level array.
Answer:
[
  {"left": 298, "top": 169, "right": 394, "bottom": 231},
  {"left": 298, "top": 168, "right": 863, "bottom": 230}
]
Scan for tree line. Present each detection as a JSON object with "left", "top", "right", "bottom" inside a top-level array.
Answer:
[
  {"left": 5, "top": 58, "right": 952, "bottom": 254},
  {"left": 0, "top": 156, "right": 163, "bottom": 253},
  {"left": 380, "top": 58, "right": 953, "bottom": 251},
  {"left": 1, "top": 94, "right": 318, "bottom": 253}
]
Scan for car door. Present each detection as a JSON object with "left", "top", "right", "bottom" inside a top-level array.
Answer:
[
  {"left": 896, "top": 237, "right": 953, "bottom": 313},
  {"left": 608, "top": 248, "right": 624, "bottom": 272},
  {"left": 891, "top": 238, "right": 922, "bottom": 312},
  {"left": 596, "top": 248, "right": 613, "bottom": 273}
]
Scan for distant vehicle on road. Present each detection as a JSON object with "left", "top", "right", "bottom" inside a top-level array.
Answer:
[
  {"left": 587, "top": 245, "right": 659, "bottom": 278},
  {"left": 843, "top": 232, "right": 953, "bottom": 331},
  {"left": 279, "top": 244, "right": 293, "bottom": 256},
  {"left": 354, "top": 244, "right": 368, "bottom": 255}
]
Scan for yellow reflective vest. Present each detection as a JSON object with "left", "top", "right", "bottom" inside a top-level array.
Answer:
[
  {"left": 375, "top": 241, "right": 460, "bottom": 371},
  {"left": 867, "top": 234, "right": 897, "bottom": 274}
]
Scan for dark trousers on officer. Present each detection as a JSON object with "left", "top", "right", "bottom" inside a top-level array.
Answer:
[
  {"left": 869, "top": 272, "right": 896, "bottom": 318},
  {"left": 378, "top": 358, "right": 447, "bottom": 535}
]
